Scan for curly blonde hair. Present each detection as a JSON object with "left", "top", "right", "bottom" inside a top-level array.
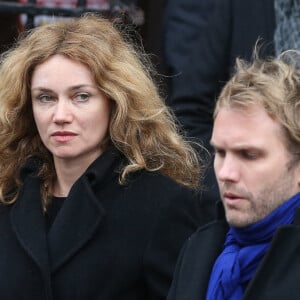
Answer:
[{"left": 0, "top": 14, "right": 202, "bottom": 208}]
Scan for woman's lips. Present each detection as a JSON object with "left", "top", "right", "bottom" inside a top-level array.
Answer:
[{"left": 51, "top": 131, "right": 77, "bottom": 142}]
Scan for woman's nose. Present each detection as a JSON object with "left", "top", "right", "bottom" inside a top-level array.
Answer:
[{"left": 52, "top": 99, "right": 73, "bottom": 124}]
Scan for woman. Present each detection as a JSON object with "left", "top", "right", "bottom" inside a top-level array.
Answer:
[{"left": 0, "top": 14, "right": 205, "bottom": 299}]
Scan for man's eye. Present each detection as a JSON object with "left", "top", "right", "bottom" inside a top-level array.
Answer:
[
  {"left": 241, "top": 151, "right": 258, "bottom": 160},
  {"left": 214, "top": 149, "right": 226, "bottom": 158},
  {"left": 75, "top": 93, "right": 89, "bottom": 102}
]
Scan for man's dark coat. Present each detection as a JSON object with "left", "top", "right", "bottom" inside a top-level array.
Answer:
[{"left": 168, "top": 203, "right": 300, "bottom": 300}]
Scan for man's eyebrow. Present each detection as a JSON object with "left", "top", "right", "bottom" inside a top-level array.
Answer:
[{"left": 209, "top": 140, "right": 263, "bottom": 151}]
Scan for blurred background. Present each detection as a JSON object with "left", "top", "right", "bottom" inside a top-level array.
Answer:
[{"left": 0, "top": 0, "right": 166, "bottom": 73}]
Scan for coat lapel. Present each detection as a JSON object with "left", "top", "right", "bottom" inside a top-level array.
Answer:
[
  {"left": 10, "top": 175, "right": 51, "bottom": 279},
  {"left": 11, "top": 149, "right": 122, "bottom": 275},
  {"left": 48, "top": 175, "right": 106, "bottom": 272},
  {"left": 196, "top": 220, "right": 228, "bottom": 299},
  {"left": 244, "top": 205, "right": 300, "bottom": 299},
  {"left": 48, "top": 149, "right": 122, "bottom": 272}
]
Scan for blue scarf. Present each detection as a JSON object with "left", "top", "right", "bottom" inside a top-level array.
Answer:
[{"left": 205, "top": 192, "right": 300, "bottom": 300}]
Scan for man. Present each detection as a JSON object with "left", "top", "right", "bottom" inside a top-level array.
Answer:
[
  {"left": 167, "top": 51, "right": 300, "bottom": 300},
  {"left": 163, "top": 0, "right": 300, "bottom": 225}
]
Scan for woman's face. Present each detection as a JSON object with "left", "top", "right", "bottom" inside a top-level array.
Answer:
[{"left": 31, "top": 54, "right": 111, "bottom": 167}]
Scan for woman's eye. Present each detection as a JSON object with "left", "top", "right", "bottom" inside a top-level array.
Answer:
[
  {"left": 75, "top": 93, "right": 89, "bottom": 102},
  {"left": 38, "top": 94, "right": 53, "bottom": 102}
]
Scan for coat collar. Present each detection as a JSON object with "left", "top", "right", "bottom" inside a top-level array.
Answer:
[
  {"left": 47, "top": 174, "right": 106, "bottom": 272},
  {"left": 11, "top": 148, "right": 123, "bottom": 274},
  {"left": 194, "top": 202, "right": 300, "bottom": 299},
  {"left": 293, "top": 206, "right": 300, "bottom": 225},
  {"left": 201, "top": 200, "right": 300, "bottom": 299}
]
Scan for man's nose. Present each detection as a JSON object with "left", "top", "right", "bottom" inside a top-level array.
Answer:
[{"left": 215, "top": 155, "right": 240, "bottom": 183}]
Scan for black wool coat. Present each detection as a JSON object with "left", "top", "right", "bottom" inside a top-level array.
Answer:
[
  {"left": 0, "top": 149, "right": 206, "bottom": 300},
  {"left": 168, "top": 203, "right": 300, "bottom": 300}
]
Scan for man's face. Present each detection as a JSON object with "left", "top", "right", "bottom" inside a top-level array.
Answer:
[{"left": 211, "top": 105, "right": 300, "bottom": 228}]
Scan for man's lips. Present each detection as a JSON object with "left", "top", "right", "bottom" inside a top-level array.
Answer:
[
  {"left": 224, "top": 192, "right": 240, "bottom": 199},
  {"left": 223, "top": 192, "right": 246, "bottom": 206}
]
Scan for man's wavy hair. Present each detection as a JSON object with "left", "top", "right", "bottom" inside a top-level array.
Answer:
[
  {"left": 215, "top": 49, "right": 300, "bottom": 159},
  {"left": 0, "top": 14, "right": 202, "bottom": 208}
]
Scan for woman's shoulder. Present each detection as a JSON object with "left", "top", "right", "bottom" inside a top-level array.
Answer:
[
  {"left": 127, "top": 170, "right": 196, "bottom": 198},
  {"left": 121, "top": 170, "right": 201, "bottom": 223}
]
